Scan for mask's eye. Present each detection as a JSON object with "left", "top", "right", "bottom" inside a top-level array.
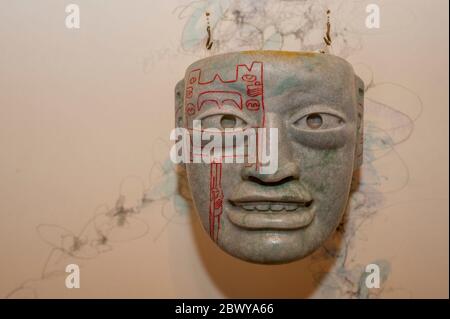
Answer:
[
  {"left": 293, "top": 112, "right": 344, "bottom": 131},
  {"left": 201, "top": 114, "right": 248, "bottom": 130}
]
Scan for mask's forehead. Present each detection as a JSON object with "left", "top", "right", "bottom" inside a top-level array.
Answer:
[
  {"left": 184, "top": 56, "right": 266, "bottom": 127},
  {"left": 183, "top": 52, "right": 358, "bottom": 127}
]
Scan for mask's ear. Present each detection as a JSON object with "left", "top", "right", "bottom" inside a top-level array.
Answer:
[
  {"left": 354, "top": 75, "right": 364, "bottom": 170},
  {"left": 175, "top": 79, "right": 185, "bottom": 128},
  {"left": 174, "top": 79, "right": 187, "bottom": 170}
]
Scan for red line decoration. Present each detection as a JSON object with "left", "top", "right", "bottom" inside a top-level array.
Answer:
[
  {"left": 209, "top": 162, "right": 223, "bottom": 242},
  {"left": 184, "top": 61, "right": 266, "bottom": 241},
  {"left": 198, "top": 91, "right": 243, "bottom": 111}
]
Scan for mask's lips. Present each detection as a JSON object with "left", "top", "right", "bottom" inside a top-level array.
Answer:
[
  {"left": 228, "top": 198, "right": 314, "bottom": 230},
  {"left": 229, "top": 181, "right": 312, "bottom": 203},
  {"left": 227, "top": 182, "right": 315, "bottom": 230},
  {"left": 230, "top": 200, "right": 312, "bottom": 212}
]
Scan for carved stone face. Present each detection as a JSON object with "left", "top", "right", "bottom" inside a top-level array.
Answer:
[{"left": 174, "top": 51, "right": 364, "bottom": 264}]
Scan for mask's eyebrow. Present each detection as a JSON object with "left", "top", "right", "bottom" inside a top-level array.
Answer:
[
  {"left": 289, "top": 92, "right": 323, "bottom": 107},
  {"left": 278, "top": 89, "right": 348, "bottom": 113},
  {"left": 268, "top": 90, "right": 324, "bottom": 113}
]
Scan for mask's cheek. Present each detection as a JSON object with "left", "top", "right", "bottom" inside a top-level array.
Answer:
[
  {"left": 298, "top": 146, "right": 355, "bottom": 225},
  {"left": 219, "top": 162, "right": 245, "bottom": 195},
  {"left": 185, "top": 163, "right": 213, "bottom": 229},
  {"left": 186, "top": 161, "right": 245, "bottom": 240}
]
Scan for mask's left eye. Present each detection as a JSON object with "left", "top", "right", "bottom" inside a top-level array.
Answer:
[
  {"left": 293, "top": 112, "right": 345, "bottom": 131},
  {"left": 201, "top": 114, "right": 248, "bottom": 130}
]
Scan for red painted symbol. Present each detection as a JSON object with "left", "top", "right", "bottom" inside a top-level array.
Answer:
[
  {"left": 185, "top": 103, "right": 196, "bottom": 116},
  {"left": 246, "top": 99, "right": 260, "bottom": 111},
  {"left": 198, "top": 91, "right": 243, "bottom": 111},
  {"left": 246, "top": 82, "right": 263, "bottom": 97},
  {"left": 185, "top": 61, "right": 266, "bottom": 126},
  {"left": 242, "top": 74, "right": 256, "bottom": 82},
  {"left": 186, "top": 86, "right": 193, "bottom": 99}
]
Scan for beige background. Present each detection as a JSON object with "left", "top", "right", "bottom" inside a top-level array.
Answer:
[{"left": 0, "top": 0, "right": 448, "bottom": 298}]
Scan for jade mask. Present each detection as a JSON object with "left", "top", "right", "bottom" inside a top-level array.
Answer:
[{"left": 174, "top": 51, "right": 364, "bottom": 264}]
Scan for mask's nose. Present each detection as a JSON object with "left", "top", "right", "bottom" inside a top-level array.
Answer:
[
  {"left": 242, "top": 161, "right": 299, "bottom": 184},
  {"left": 240, "top": 113, "right": 300, "bottom": 184}
]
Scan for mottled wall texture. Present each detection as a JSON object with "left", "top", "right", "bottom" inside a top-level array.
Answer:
[{"left": 0, "top": 0, "right": 448, "bottom": 298}]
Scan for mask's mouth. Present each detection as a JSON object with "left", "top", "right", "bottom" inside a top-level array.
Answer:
[
  {"left": 227, "top": 199, "right": 315, "bottom": 230},
  {"left": 231, "top": 200, "right": 312, "bottom": 212}
]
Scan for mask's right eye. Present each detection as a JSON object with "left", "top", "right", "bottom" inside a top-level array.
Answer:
[{"left": 200, "top": 114, "right": 248, "bottom": 130}]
